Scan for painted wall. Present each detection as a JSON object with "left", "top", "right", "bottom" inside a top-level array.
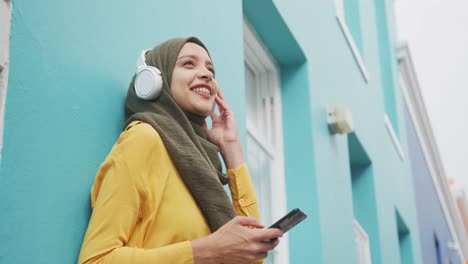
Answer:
[
  {"left": 0, "top": 1, "right": 245, "bottom": 263},
  {"left": 0, "top": 0, "right": 423, "bottom": 263},
  {"left": 272, "top": 0, "right": 422, "bottom": 262},
  {"left": 403, "top": 102, "right": 460, "bottom": 264}
]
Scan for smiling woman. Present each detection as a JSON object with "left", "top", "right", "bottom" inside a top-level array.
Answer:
[
  {"left": 77, "top": 37, "right": 283, "bottom": 264},
  {"left": 171, "top": 42, "right": 217, "bottom": 117}
]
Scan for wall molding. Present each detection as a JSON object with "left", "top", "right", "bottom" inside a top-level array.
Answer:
[
  {"left": 384, "top": 114, "right": 405, "bottom": 161},
  {"left": 244, "top": 20, "right": 290, "bottom": 264},
  {"left": 334, "top": 0, "right": 369, "bottom": 82}
]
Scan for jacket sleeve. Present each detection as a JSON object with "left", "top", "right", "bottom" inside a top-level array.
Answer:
[
  {"left": 78, "top": 123, "right": 195, "bottom": 264},
  {"left": 228, "top": 163, "right": 264, "bottom": 264},
  {"left": 78, "top": 154, "right": 194, "bottom": 264},
  {"left": 227, "top": 163, "right": 261, "bottom": 220}
]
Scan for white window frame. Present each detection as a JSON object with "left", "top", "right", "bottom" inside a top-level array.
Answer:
[
  {"left": 354, "top": 219, "right": 372, "bottom": 264},
  {"left": 334, "top": 0, "right": 369, "bottom": 82},
  {"left": 0, "top": 0, "right": 12, "bottom": 159},
  {"left": 244, "top": 20, "right": 289, "bottom": 264}
]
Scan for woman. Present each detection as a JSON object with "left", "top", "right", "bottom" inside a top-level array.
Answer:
[{"left": 78, "top": 37, "right": 282, "bottom": 264}]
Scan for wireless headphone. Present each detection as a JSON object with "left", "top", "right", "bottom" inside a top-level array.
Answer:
[{"left": 135, "top": 49, "right": 163, "bottom": 100}]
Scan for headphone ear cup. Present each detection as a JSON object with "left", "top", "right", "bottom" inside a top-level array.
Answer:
[{"left": 135, "top": 66, "right": 163, "bottom": 100}]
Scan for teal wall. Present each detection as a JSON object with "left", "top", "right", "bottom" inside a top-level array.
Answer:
[
  {"left": 0, "top": 1, "right": 246, "bottom": 263},
  {"left": 272, "top": 0, "right": 422, "bottom": 262},
  {"left": 345, "top": 0, "right": 364, "bottom": 55},
  {"left": 375, "top": 0, "right": 402, "bottom": 136},
  {"left": 0, "top": 0, "right": 423, "bottom": 263}
]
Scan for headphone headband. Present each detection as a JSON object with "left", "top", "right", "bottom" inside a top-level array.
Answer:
[
  {"left": 136, "top": 49, "right": 151, "bottom": 69},
  {"left": 134, "top": 49, "right": 163, "bottom": 100}
]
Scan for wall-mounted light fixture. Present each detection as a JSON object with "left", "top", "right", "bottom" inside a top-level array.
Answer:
[{"left": 327, "top": 104, "right": 353, "bottom": 134}]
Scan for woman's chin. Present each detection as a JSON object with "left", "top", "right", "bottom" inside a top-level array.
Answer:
[
  {"left": 188, "top": 107, "right": 211, "bottom": 118},
  {"left": 190, "top": 102, "right": 215, "bottom": 117}
]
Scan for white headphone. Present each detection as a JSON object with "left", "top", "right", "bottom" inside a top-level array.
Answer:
[{"left": 135, "top": 49, "right": 163, "bottom": 100}]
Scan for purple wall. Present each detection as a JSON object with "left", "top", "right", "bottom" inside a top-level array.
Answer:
[{"left": 403, "top": 101, "right": 459, "bottom": 264}]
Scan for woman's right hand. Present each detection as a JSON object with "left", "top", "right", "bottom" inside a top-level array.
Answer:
[{"left": 191, "top": 216, "right": 283, "bottom": 264}]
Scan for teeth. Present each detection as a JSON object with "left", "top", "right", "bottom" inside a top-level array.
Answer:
[{"left": 193, "top": 87, "right": 210, "bottom": 94}]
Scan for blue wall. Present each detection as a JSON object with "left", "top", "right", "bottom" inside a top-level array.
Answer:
[
  {"left": 0, "top": 1, "right": 246, "bottom": 263},
  {"left": 1, "top": 0, "right": 424, "bottom": 263},
  {"left": 273, "top": 0, "right": 422, "bottom": 262},
  {"left": 403, "top": 102, "right": 460, "bottom": 264}
]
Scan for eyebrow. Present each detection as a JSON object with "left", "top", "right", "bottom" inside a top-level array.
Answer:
[{"left": 177, "top": 54, "right": 213, "bottom": 66}]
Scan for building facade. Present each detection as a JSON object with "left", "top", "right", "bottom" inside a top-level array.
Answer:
[
  {"left": 399, "top": 45, "right": 468, "bottom": 264},
  {"left": 0, "top": 0, "right": 429, "bottom": 263}
]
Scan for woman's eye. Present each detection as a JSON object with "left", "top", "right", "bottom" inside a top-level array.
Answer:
[{"left": 183, "top": 60, "right": 194, "bottom": 66}]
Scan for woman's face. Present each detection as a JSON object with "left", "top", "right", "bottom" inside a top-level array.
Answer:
[{"left": 171, "top": 42, "right": 217, "bottom": 116}]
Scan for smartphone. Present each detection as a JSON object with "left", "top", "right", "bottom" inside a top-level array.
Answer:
[{"left": 263, "top": 208, "right": 307, "bottom": 242}]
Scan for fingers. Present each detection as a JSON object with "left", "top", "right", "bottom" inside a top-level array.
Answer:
[
  {"left": 216, "top": 86, "right": 226, "bottom": 100},
  {"left": 251, "top": 239, "right": 280, "bottom": 260},
  {"left": 212, "top": 79, "right": 219, "bottom": 96},
  {"left": 233, "top": 216, "right": 264, "bottom": 228},
  {"left": 214, "top": 85, "right": 230, "bottom": 110},
  {"left": 253, "top": 251, "right": 268, "bottom": 261},
  {"left": 210, "top": 108, "right": 219, "bottom": 121},
  {"left": 215, "top": 95, "right": 229, "bottom": 113},
  {"left": 250, "top": 228, "right": 283, "bottom": 246},
  {"left": 213, "top": 216, "right": 281, "bottom": 263}
]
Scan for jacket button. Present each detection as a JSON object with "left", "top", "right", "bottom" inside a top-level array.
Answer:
[{"left": 239, "top": 199, "right": 245, "bottom": 204}]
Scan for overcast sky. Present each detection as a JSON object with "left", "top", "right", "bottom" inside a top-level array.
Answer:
[{"left": 394, "top": 0, "right": 468, "bottom": 194}]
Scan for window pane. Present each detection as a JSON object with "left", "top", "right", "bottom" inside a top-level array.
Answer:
[
  {"left": 247, "top": 134, "right": 272, "bottom": 224},
  {"left": 247, "top": 134, "right": 275, "bottom": 263},
  {"left": 245, "top": 63, "right": 258, "bottom": 125}
]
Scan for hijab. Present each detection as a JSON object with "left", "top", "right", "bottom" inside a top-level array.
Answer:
[{"left": 124, "top": 37, "right": 236, "bottom": 232}]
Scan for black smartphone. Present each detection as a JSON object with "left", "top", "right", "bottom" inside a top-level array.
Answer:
[{"left": 263, "top": 208, "right": 307, "bottom": 242}]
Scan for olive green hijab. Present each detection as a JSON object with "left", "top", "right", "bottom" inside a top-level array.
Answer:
[{"left": 124, "top": 37, "right": 236, "bottom": 232}]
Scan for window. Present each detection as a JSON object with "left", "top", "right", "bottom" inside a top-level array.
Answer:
[
  {"left": 354, "top": 220, "right": 372, "bottom": 264},
  {"left": 348, "top": 133, "right": 376, "bottom": 264},
  {"left": 244, "top": 20, "right": 288, "bottom": 264},
  {"left": 376, "top": 0, "right": 400, "bottom": 137},
  {"left": 334, "top": 0, "right": 369, "bottom": 81},
  {"left": 0, "top": 0, "right": 12, "bottom": 158},
  {"left": 396, "top": 209, "right": 414, "bottom": 264},
  {"left": 336, "top": 0, "right": 363, "bottom": 54}
]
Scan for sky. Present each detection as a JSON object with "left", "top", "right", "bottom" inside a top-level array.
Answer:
[{"left": 394, "top": 0, "right": 468, "bottom": 194}]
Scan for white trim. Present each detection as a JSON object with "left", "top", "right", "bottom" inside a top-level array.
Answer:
[
  {"left": 244, "top": 20, "right": 280, "bottom": 75},
  {"left": 0, "top": 0, "right": 12, "bottom": 160},
  {"left": 244, "top": 19, "right": 289, "bottom": 264},
  {"left": 334, "top": 0, "right": 370, "bottom": 82},
  {"left": 384, "top": 114, "right": 405, "bottom": 161},
  {"left": 354, "top": 219, "right": 372, "bottom": 264},
  {"left": 398, "top": 44, "right": 468, "bottom": 261},
  {"left": 246, "top": 126, "right": 275, "bottom": 159}
]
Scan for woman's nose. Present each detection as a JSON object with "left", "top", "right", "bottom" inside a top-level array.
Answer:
[{"left": 198, "top": 67, "right": 213, "bottom": 81}]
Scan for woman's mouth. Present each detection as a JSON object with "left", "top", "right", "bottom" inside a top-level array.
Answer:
[{"left": 191, "top": 86, "right": 211, "bottom": 99}]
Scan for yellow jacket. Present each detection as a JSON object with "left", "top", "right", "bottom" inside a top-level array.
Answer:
[{"left": 78, "top": 121, "right": 261, "bottom": 264}]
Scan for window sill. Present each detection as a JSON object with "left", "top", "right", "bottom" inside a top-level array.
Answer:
[{"left": 384, "top": 114, "right": 405, "bottom": 161}]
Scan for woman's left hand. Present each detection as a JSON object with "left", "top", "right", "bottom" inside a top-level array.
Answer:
[{"left": 207, "top": 80, "right": 244, "bottom": 169}]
